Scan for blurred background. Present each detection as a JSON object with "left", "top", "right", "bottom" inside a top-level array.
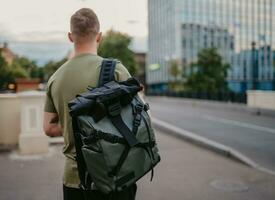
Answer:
[
  {"left": 0, "top": 0, "right": 275, "bottom": 200},
  {"left": 0, "top": 0, "right": 147, "bottom": 92}
]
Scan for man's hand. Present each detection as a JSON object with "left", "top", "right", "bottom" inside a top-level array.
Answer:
[{"left": 43, "top": 112, "right": 62, "bottom": 137}]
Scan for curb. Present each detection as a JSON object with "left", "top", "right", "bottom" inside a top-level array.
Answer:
[
  {"left": 248, "top": 107, "right": 275, "bottom": 118},
  {"left": 152, "top": 117, "right": 275, "bottom": 176}
]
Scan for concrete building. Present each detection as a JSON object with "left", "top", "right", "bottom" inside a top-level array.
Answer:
[
  {"left": 229, "top": 46, "right": 275, "bottom": 91},
  {"left": 134, "top": 52, "right": 146, "bottom": 87},
  {"left": 0, "top": 42, "right": 15, "bottom": 65},
  {"left": 147, "top": 0, "right": 275, "bottom": 93},
  {"left": 181, "top": 23, "right": 234, "bottom": 77}
]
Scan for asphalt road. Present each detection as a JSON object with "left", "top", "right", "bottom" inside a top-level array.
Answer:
[{"left": 146, "top": 97, "right": 275, "bottom": 173}]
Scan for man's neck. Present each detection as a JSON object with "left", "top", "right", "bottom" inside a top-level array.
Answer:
[{"left": 74, "top": 42, "right": 98, "bottom": 57}]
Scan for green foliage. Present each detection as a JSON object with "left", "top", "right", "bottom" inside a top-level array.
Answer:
[
  {"left": 98, "top": 30, "right": 137, "bottom": 75},
  {"left": 185, "top": 48, "right": 229, "bottom": 93},
  {"left": 0, "top": 51, "right": 44, "bottom": 90},
  {"left": 13, "top": 56, "right": 42, "bottom": 79},
  {"left": 13, "top": 57, "right": 36, "bottom": 70},
  {"left": 9, "top": 63, "right": 29, "bottom": 78},
  {"left": 30, "top": 67, "right": 44, "bottom": 80},
  {"left": 168, "top": 59, "right": 183, "bottom": 91},
  {"left": 169, "top": 59, "right": 181, "bottom": 78},
  {"left": 43, "top": 58, "right": 67, "bottom": 81},
  {"left": 0, "top": 53, "right": 30, "bottom": 89},
  {"left": 0, "top": 52, "right": 12, "bottom": 89}
]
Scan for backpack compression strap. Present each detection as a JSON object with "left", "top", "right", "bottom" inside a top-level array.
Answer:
[
  {"left": 71, "top": 116, "right": 92, "bottom": 199},
  {"left": 98, "top": 59, "right": 139, "bottom": 147},
  {"left": 98, "top": 59, "right": 117, "bottom": 87}
]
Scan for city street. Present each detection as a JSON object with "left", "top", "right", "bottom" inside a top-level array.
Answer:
[
  {"left": 147, "top": 96, "right": 275, "bottom": 174},
  {"left": 1, "top": 0, "right": 275, "bottom": 200},
  {"left": 1, "top": 131, "right": 275, "bottom": 200}
]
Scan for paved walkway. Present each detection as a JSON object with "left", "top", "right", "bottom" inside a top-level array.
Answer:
[{"left": 1, "top": 132, "right": 275, "bottom": 200}]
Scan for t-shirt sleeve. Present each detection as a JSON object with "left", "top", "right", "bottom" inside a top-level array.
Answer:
[
  {"left": 114, "top": 62, "right": 131, "bottom": 82},
  {"left": 44, "top": 80, "right": 57, "bottom": 113}
]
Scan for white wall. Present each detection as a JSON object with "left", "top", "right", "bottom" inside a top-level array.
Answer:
[
  {"left": 0, "top": 94, "right": 20, "bottom": 145},
  {"left": 247, "top": 90, "right": 275, "bottom": 111},
  {"left": 0, "top": 92, "right": 46, "bottom": 146}
]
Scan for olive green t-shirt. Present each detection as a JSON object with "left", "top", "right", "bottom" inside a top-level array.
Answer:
[{"left": 44, "top": 53, "right": 131, "bottom": 188}]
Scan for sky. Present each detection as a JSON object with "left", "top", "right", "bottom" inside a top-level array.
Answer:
[
  {"left": 0, "top": 0, "right": 148, "bottom": 42},
  {"left": 0, "top": 0, "right": 148, "bottom": 65}
]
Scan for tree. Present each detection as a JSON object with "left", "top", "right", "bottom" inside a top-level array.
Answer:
[
  {"left": 169, "top": 59, "right": 181, "bottom": 79},
  {"left": 9, "top": 63, "right": 29, "bottom": 79},
  {"left": 98, "top": 30, "right": 137, "bottom": 75},
  {"left": 30, "top": 66, "right": 44, "bottom": 80},
  {"left": 168, "top": 59, "right": 183, "bottom": 91},
  {"left": 0, "top": 52, "right": 30, "bottom": 90},
  {"left": 185, "top": 48, "right": 229, "bottom": 93},
  {"left": 0, "top": 51, "right": 45, "bottom": 90},
  {"left": 0, "top": 52, "right": 12, "bottom": 89},
  {"left": 12, "top": 56, "right": 42, "bottom": 79}
]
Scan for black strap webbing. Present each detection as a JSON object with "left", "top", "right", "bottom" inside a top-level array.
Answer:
[
  {"left": 109, "top": 146, "right": 130, "bottom": 177},
  {"left": 110, "top": 115, "right": 139, "bottom": 147},
  {"left": 132, "top": 104, "right": 143, "bottom": 135},
  {"left": 108, "top": 114, "right": 141, "bottom": 177},
  {"left": 71, "top": 117, "right": 89, "bottom": 191},
  {"left": 98, "top": 59, "right": 116, "bottom": 87}
]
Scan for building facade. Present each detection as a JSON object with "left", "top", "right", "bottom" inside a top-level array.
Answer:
[
  {"left": 147, "top": 0, "right": 275, "bottom": 93},
  {"left": 0, "top": 42, "right": 15, "bottom": 65},
  {"left": 134, "top": 52, "right": 146, "bottom": 87}
]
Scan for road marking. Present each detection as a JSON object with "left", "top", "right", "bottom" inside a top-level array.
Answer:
[{"left": 203, "top": 115, "right": 275, "bottom": 134}]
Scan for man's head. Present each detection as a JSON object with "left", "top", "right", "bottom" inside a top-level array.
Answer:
[{"left": 69, "top": 8, "right": 101, "bottom": 45}]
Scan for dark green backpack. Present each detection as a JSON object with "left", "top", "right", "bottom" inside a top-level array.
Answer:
[{"left": 68, "top": 59, "right": 161, "bottom": 194}]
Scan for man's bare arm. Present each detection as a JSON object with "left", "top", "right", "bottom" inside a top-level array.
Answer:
[{"left": 43, "top": 112, "right": 62, "bottom": 137}]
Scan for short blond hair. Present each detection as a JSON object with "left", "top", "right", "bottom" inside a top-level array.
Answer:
[{"left": 70, "top": 8, "right": 100, "bottom": 40}]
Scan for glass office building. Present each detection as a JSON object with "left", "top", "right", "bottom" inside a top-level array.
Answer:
[{"left": 147, "top": 0, "right": 275, "bottom": 92}]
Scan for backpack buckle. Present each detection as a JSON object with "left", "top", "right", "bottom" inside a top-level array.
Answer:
[
  {"left": 133, "top": 104, "right": 143, "bottom": 127},
  {"left": 144, "top": 103, "right": 150, "bottom": 111},
  {"left": 134, "top": 104, "right": 144, "bottom": 114},
  {"left": 108, "top": 102, "right": 121, "bottom": 117},
  {"left": 133, "top": 114, "right": 142, "bottom": 127},
  {"left": 79, "top": 184, "right": 87, "bottom": 191},
  {"left": 135, "top": 104, "right": 144, "bottom": 113}
]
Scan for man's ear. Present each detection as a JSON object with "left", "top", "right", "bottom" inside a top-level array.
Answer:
[
  {"left": 96, "top": 32, "right": 102, "bottom": 44},
  {"left": 68, "top": 32, "right": 74, "bottom": 43}
]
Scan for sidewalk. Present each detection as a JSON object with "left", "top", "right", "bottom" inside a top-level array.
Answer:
[{"left": 0, "top": 131, "right": 275, "bottom": 200}]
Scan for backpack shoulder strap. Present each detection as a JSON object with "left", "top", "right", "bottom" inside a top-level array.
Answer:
[
  {"left": 98, "top": 58, "right": 117, "bottom": 87},
  {"left": 71, "top": 116, "right": 92, "bottom": 194}
]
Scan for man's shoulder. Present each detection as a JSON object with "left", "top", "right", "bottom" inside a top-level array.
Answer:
[
  {"left": 114, "top": 60, "right": 131, "bottom": 81},
  {"left": 64, "top": 54, "right": 103, "bottom": 70},
  {"left": 48, "top": 60, "right": 69, "bottom": 80},
  {"left": 47, "top": 56, "right": 130, "bottom": 86},
  {"left": 69, "top": 54, "right": 103, "bottom": 66},
  {"left": 49, "top": 54, "right": 103, "bottom": 80}
]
